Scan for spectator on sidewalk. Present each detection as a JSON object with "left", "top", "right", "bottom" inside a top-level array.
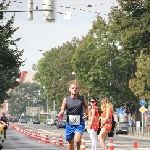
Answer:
[
  {"left": 129, "top": 117, "right": 134, "bottom": 135},
  {"left": 87, "top": 98, "right": 99, "bottom": 150},
  {"left": 1, "top": 112, "right": 8, "bottom": 139},
  {"left": 0, "top": 119, "right": 7, "bottom": 144},
  {"left": 98, "top": 97, "right": 113, "bottom": 150}
]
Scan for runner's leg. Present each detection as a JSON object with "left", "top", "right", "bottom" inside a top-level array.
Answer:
[
  {"left": 74, "top": 132, "right": 82, "bottom": 150},
  {"left": 67, "top": 138, "right": 74, "bottom": 150}
]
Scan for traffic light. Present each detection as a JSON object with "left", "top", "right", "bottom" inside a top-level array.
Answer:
[
  {"left": 28, "top": 0, "right": 33, "bottom": 21},
  {"left": 43, "top": 0, "right": 56, "bottom": 22}
]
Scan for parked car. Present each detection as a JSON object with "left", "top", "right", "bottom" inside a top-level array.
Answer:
[
  {"left": 20, "top": 118, "right": 27, "bottom": 124},
  {"left": 45, "top": 119, "right": 54, "bottom": 126},
  {"left": 57, "top": 120, "right": 66, "bottom": 129},
  {"left": 33, "top": 119, "right": 40, "bottom": 124},
  {"left": 52, "top": 119, "right": 58, "bottom": 125},
  {"left": 115, "top": 122, "right": 129, "bottom": 135},
  {"left": 10, "top": 117, "right": 19, "bottom": 123}
]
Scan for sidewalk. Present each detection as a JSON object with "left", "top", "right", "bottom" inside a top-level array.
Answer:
[{"left": 118, "top": 134, "right": 150, "bottom": 140}]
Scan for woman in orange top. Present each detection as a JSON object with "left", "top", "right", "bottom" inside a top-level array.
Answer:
[
  {"left": 98, "top": 97, "right": 113, "bottom": 150},
  {"left": 88, "top": 98, "right": 99, "bottom": 150}
]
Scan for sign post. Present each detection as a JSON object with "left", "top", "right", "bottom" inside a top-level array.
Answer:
[
  {"left": 148, "top": 100, "right": 150, "bottom": 111},
  {"left": 139, "top": 99, "right": 147, "bottom": 134}
]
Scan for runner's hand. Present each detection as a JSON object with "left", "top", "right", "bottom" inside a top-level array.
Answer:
[
  {"left": 58, "top": 110, "right": 64, "bottom": 116},
  {"left": 82, "top": 114, "right": 88, "bottom": 120}
]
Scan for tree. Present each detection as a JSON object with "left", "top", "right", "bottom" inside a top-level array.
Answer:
[
  {"left": 34, "top": 0, "right": 150, "bottom": 121},
  {"left": 107, "top": 0, "right": 150, "bottom": 119},
  {"left": 0, "top": 2, "right": 24, "bottom": 103},
  {"left": 71, "top": 16, "right": 132, "bottom": 107},
  {"left": 129, "top": 51, "right": 150, "bottom": 100},
  {"left": 34, "top": 38, "right": 85, "bottom": 109},
  {"left": 8, "top": 83, "right": 42, "bottom": 116}
]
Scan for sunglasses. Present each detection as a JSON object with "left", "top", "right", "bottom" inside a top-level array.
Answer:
[{"left": 90, "top": 101, "right": 95, "bottom": 103}]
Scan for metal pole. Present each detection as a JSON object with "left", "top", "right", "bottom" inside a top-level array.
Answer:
[
  {"left": 53, "top": 100, "right": 55, "bottom": 119},
  {"left": 142, "top": 113, "right": 144, "bottom": 134},
  {"left": 47, "top": 95, "right": 48, "bottom": 119},
  {"left": 28, "top": 0, "right": 33, "bottom": 20}
]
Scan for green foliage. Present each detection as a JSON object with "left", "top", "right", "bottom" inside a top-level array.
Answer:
[
  {"left": 34, "top": 0, "right": 150, "bottom": 116},
  {"left": 129, "top": 51, "right": 150, "bottom": 100},
  {"left": 8, "top": 83, "right": 42, "bottom": 116},
  {"left": 34, "top": 38, "right": 83, "bottom": 109},
  {"left": 0, "top": 2, "right": 24, "bottom": 103}
]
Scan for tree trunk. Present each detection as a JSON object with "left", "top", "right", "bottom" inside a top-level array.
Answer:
[{"left": 135, "top": 103, "right": 141, "bottom": 121}]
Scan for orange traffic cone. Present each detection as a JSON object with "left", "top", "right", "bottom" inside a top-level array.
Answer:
[
  {"left": 133, "top": 141, "right": 138, "bottom": 149},
  {"left": 27, "top": 131, "right": 30, "bottom": 137},
  {"left": 109, "top": 138, "right": 114, "bottom": 150},
  {"left": 52, "top": 134, "right": 57, "bottom": 145},
  {"left": 34, "top": 132, "right": 37, "bottom": 140},
  {"left": 110, "top": 145, "right": 114, "bottom": 150},
  {"left": 58, "top": 135, "right": 64, "bottom": 146},
  {"left": 32, "top": 132, "right": 36, "bottom": 139},
  {"left": 37, "top": 132, "right": 41, "bottom": 141},
  {"left": 110, "top": 138, "right": 114, "bottom": 143},
  {"left": 80, "top": 136, "right": 86, "bottom": 150},
  {"left": 41, "top": 134, "right": 46, "bottom": 143},
  {"left": 45, "top": 134, "right": 50, "bottom": 144},
  {"left": 29, "top": 131, "right": 33, "bottom": 138}
]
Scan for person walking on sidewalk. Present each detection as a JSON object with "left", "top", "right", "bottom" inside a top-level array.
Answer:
[
  {"left": 98, "top": 97, "right": 113, "bottom": 150},
  {"left": 88, "top": 98, "right": 99, "bottom": 150},
  {"left": 58, "top": 80, "right": 88, "bottom": 150}
]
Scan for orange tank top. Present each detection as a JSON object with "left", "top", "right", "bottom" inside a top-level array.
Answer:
[
  {"left": 101, "top": 106, "right": 112, "bottom": 131},
  {"left": 88, "top": 106, "right": 99, "bottom": 131}
]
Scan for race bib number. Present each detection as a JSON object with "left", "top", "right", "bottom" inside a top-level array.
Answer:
[{"left": 69, "top": 115, "right": 80, "bottom": 125}]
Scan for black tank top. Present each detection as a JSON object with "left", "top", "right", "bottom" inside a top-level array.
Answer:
[{"left": 66, "top": 95, "right": 84, "bottom": 116}]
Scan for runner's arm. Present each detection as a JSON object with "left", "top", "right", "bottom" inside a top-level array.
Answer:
[{"left": 58, "top": 98, "right": 66, "bottom": 116}]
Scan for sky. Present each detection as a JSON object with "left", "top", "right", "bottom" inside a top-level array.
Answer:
[{"left": 3, "top": 0, "right": 118, "bottom": 71}]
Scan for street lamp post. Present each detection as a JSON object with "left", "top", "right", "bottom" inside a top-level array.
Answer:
[
  {"left": 46, "top": 97, "right": 48, "bottom": 119},
  {"left": 53, "top": 100, "right": 55, "bottom": 120}
]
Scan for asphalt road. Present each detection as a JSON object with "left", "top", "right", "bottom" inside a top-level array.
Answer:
[
  {"left": 4, "top": 122, "right": 150, "bottom": 150},
  {"left": 2, "top": 125, "right": 64, "bottom": 150}
]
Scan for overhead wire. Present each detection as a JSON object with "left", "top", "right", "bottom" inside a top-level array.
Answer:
[
  {"left": 2, "top": 0, "right": 117, "bottom": 52},
  {"left": 3, "top": 0, "right": 116, "bottom": 18}
]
